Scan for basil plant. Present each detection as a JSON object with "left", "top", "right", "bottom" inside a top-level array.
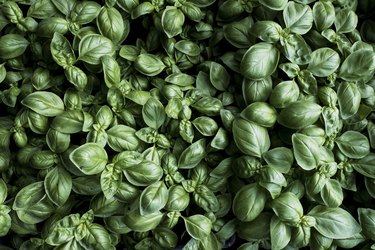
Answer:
[{"left": 1, "top": 0, "right": 375, "bottom": 249}]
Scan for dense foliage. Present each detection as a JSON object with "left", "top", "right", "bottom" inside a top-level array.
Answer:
[{"left": 0, "top": 0, "right": 375, "bottom": 249}]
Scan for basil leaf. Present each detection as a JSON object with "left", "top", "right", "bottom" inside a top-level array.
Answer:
[
  {"left": 21, "top": 91, "right": 65, "bottom": 117},
  {"left": 107, "top": 125, "right": 140, "bottom": 152},
  {"left": 307, "top": 48, "right": 340, "bottom": 77},
  {"left": 162, "top": 7, "right": 185, "bottom": 38},
  {"left": 334, "top": 8, "right": 358, "bottom": 34},
  {"left": 69, "top": 143, "right": 108, "bottom": 175},
  {"left": 134, "top": 54, "right": 166, "bottom": 76},
  {"left": 184, "top": 214, "right": 212, "bottom": 240},
  {"left": 142, "top": 97, "right": 166, "bottom": 130},
  {"left": 339, "top": 50, "right": 375, "bottom": 82},
  {"left": 358, "top": 208, "right": 375, "bottom": 240},
  {"left": 0, "top": 34, "right": 29, "bottom": 59},
  {"left": 335, "top": 131, "right": 370, "bottom": 159},
  {"left": 124, "top": 211, "right": 163, "bottom": 232},
  {"left": 292, "top": 133, "right": 320, "bottom": 170},
  {"left": 240, "top": 42, "right": 280, "bottom": 80},
  {"left": 232, "top": 183, "right": 267, "bottom": 222},
  {"left": 352, "top": 153, "right": 375, "bottom": 178},
  {"left": 283, "top": 1, "right": 313, "bottom": 35},
  {"left": 70, "top": 1, "right": 101, "bottom": 25},
  {"left": 100, "top": 163, "right": 122, "bottom": 199},
  {"left": 178, "top": 139, "right": 206, "bottom": 169},
  {"left": 309, "top": 205, "right": 361, "bottom": 239},
  {"left": 97, "top": 7, "right": 125, "bottom": 44},
  {"left": 270, "top": 216, "right": 291, "bottom": 249},
  {"left": 44, "top": 166, "right": 72, "bottom": 206},
  {"left": 337, "top": 81, "right": 361, "bottom": 119},
  {"left": 78, "top": 34, "right": 115, "bottom": 65},
  {"left": 233, "top": 118, "right": 270, "bottom": 158},
  {"left": 278, "top": 101, "right": 322, "bottom": 129},
  {"left": 312, "top": 1, "right": 335, "bottom": 31},
  {"left": 140, "top": 181, "right": 168, "bottom": 215},
  {"left": 272, "top": 192, "right": 303, "bottom": 225}
]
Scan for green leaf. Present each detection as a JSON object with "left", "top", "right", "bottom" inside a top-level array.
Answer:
[
  {"left": 175, "top": 40, "right": 201, "bottom": 57},
  {"left": 209, "top": 62, "right": 230, "bottom": 91},
  {"left": 134, "top": 54, "right": 166, "bottom": 76},
  {"left": 193, "top": 184, "right": 219, "bottom": 212},
  {"left": 272, "top": 192, "right": 303, "bottom": 225},
  {"left": 292, "top": 133, "right": 320, "bottom": 170},
  {"left": 27, "top": 0, "right": 57, "bottom": 19},
  {"left": 241, "top": 77, "right": 272, "bottom": 105},
  {"left": 51, "top": 0, "right": 76, "bottom": 15},
  {"left": 282, "top": 33, "right": 312, "bottom": 65},
  {"left": 154, "top": 227, "right": 179, "bottom": 249},
  {"left": 100, "top": 163, "right": 122, "bottom": 199},
  {"left": 358, "top": 208, "right": 375, "bottom": 240},
  {"left": 232, "top": 183, "right": 267, "bottom": 222},
  {"left": 0, "top": 179, "right": 7, "bottom": 204},
  {"left": 192, "top": 117, "right": 218, "bottom": 136},
  {"left": 223, "top": 17, "right": 253, "bottom": 48},
  {"left": 308, "top": 205, "right": 361, "bottom": 239},
  {"left": 0, "top": 63, "right": 6, "bottom": 84},
  {"left": 165, "top": 73, "right": 195, "bottom": 87},
  {"left": 339, "top": 49, "right": 375, "bottom": 83},
  {"left": 45, "top": 213, "right": 80, "bottom": 246},
  {"left": 107, "top": 125, "right": 140, "bottom": 152},
  {"left": 352, "top": 153, "right": 375, "bottom": 178},
  {"left": 232, "top": 118, "right": 270, "bottom": 158},
  {"left": 270, "top": 216, "right": 291, "bottom": 249},
  {"left": 240, "top": 102, "right": 277, "bottom": 128},
  {"left": 51, "top": 110, "right": 84, "bottom": 134},
  {"left": 321, "top": 179, "right": 343, "bottom": 207},
  {"left": 64, "top": 66, "right": 87, "bottom": 91},
  {"left": 161, "top": 6, "right": 185, "bottom": 38},
  {"left": 250, "top": 21, "right": 282, "bottom": 43},
  {"left": 312, "top": 1, "right": 335, "bottom": 31},
  {"left": 69, "top": 143, "right": 108, "bottom": 175},
  {"left": 184, "top": 214, "right": 212, "bottom": 240},
  {"left": 240, "top": 42, "right": 280, "bottom": 80},
  {"left": 50, "top": 32, "right": 75, "bottom": 68},
  {"left": 13, "top": 182, "right": 54, "bottom": 224},
  {"left": 283, "top": 1, "right": 313, "bottom": 34},
  {"left": 140, "top": 181, "right": 168, "bottom": 215},
  {"left": 191, "top": 97, "right": 223, "bottom": 116},
  {"left": 335, "top": 131, "right": 370, "bottom": 159},
  {"left": 130, "top": 2, "right": 154, "bottom": 19},
  {"left": 0, "top": 34, "right": 29, "bottom": 59},
  {"left": 21, "top": 91, "right": 64, "bottom": 117},
  {"left": 79, "top": 223, "right": 113, "bottom": 249},
  {"left": 165, "top": 185, "right": 190, "bottom": 211},
  {"left": 270, "top": 80, "right": 300, "bottom": 108},
  {"left": 307, "top": 48, "right": 340, "bottom": 77},
  {"left": 337, "top": 82, "right": 361, "bottom": 119},
  {"left": 44, "top": 166, "right": 72, "bottom": 206},
  {"left": 278, "top": 101, "right": 322, "bottom": 129},
  {"left": 237, "top": 213, "right": 271, "bottom": 241},
  {"left": 124, "top": 160, "right": 163, "bottom": 186},
  {"left": 178, "top": 139, "right": 206, "bottom": 169},
  {"left": 78, "top": 34, "right": 115, "bottom": 65},
  {"left": 258, "top": 0, "right": 287, "bottom": 10},
  {"left": 263, "top": 147, "right": 294, "bottom": 173},
  {"left": 37, "top": 17, "right": 69, "bottom": 38},
  {"left": 142, "top": 97, "right": 166, "bottom": 130},
  {"left": 97, "top": 7, "right": 125, "bottom": 44},
  {"left": 334, "top": 8, "right": 358, "bottom": 34},
  {"left": 69, "top": 1, "right": 101, "bottom": 25},
  {"left": 101, "top": 55, "right": 121, "bottom": 88},
  {"left": 123, "top": 210, "right": 163, "bottom": 232}
]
